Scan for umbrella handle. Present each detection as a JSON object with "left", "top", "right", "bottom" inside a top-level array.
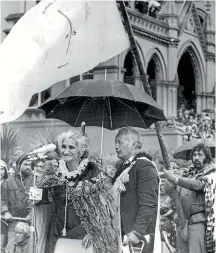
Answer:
[
  {"left": 100, "top": 122, "right": 104, "bottom": 160},
  {"left": 100, "top": 103, "right": 105, "bottom": 159},
  {"left": 81, "top": 122, "right": 86, "bottom": 136}
]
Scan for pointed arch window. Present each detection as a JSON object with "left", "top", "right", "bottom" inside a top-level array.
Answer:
[{"left": 123, "top": 51, "right": 135, "bottom": 85}]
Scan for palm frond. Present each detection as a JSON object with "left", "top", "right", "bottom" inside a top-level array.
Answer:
[
  {"left": 29, "top": 126, "right": 58, "bottom": 151},
  {"left": 0, "top": 124, "right": 23, "bottom": 165}
]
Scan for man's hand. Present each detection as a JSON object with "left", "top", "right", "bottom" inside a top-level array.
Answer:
[
  {"left": 121, "top": 173, "right": 129, "bottom": 184},
  {"left": 26, "top": 215, "right": 32, "bottom": 224},
  {"left": 163, "top": 180, "right": 177, "bottom": 196},
  {"left": 3, "top": 212, "right": 12, "bottom": 221},
  {"left": 163, "top": 170, "right": 177, "bottom": 183},
  {"left": 123, "top": 231, "right": 140, "bottom": 246},
  {"left": 173, "top": 168, "right": 181, "bottom": 176}
]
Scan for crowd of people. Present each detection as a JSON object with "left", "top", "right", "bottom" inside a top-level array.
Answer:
[
  {"left": 0, "top": 126, "right": 215, "bottom": 253},
  {"left": 163, "top": 106, "right": 215, "bottom": 142}
]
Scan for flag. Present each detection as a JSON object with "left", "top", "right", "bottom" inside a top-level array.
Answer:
[{"left": 0, "top": 0, "right": 129, "bottom": 123}]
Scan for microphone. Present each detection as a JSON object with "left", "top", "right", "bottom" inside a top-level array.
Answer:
[
  {"left": 26, "top": 144, "right": 57, "bottom": 160},
  {"left": 27, "top": 151, "right": 58, "bottom": 161}
]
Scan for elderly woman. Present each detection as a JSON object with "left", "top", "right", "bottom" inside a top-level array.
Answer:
[
  {"left": 38, "top": 130, "right": 118, "bottom": 253},
  {"left": 5, "top": 222, "right": 30, "bottom": 253}
]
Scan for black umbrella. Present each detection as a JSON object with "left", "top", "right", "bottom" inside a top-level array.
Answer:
[
  {"left": 40, "top": 79, "right": 166, "bottom": 129},
  {"left": 173, "top": 138, "right": 215, "bottom": 160}
]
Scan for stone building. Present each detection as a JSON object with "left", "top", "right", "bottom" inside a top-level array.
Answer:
[
  {"left": 0, "top": 0, "right": 215, "bottom": 153},
  {"left": 1, "top": 0, "right": 215, "bottom": 118}
]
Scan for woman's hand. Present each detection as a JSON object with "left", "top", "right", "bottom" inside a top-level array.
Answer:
[
  {"left": 95, "top": 159, "right": 106, "bottom": 172},
  {"left": 82, "top": 234, "right": 92, "bottom": 249}
]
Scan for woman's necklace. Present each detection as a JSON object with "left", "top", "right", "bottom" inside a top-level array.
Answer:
[{"left": 65, "top": 158, "right": 89, "bottom": 184}]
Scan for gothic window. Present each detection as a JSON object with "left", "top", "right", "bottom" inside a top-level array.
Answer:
[
  {"left": 123, "top": 51, "right": 135, "bottom": 85},
  {"left": 196, "top": 8, "right": 207, "bottom": 28},
  {"left": 199, "top": 15, "right": 204, "bottom": 26},
  {"left": 147, "top": 58, "right": 157, "bottom": 100}
]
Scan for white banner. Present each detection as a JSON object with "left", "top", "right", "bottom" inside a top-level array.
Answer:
[{"left": 0, "top": 0, "right": 129, "bottom": 123}]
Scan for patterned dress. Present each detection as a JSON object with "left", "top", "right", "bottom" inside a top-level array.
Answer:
[{"left": 38, "top": 159, "right": 119, "bottom": 253}]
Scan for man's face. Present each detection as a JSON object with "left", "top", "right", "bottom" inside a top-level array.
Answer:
[
  {"left": 115, "top": 134, "right": 134, "bottom": 161},
  {"left": 60, "top": 138, "right": 79, "bottom": 162},
  {"left": 21, "top": 160, "right": 32, "bottom": 176},
  {"left": 192, "top": 149, "right": 206, "bottom": 169},
  {"left": 15, "top": 227, "right": 27, "bottom": 244},
  {"left": 160, "top": 217, "right": 173, "bottom": 233}
]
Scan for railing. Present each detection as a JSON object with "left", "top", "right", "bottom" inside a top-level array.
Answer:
[{"left": 127, "top": 9, "right": 168, "bottom": 38}]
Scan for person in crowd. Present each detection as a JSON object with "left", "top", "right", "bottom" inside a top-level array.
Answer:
[
  {"left": 199, "top": 115, "right": 214, "bottom": 139},
  {"left": 183, "top": 125, "right": 193, "bottom": 142},
  {"left": 5, "top": 222, "right": 31, "bottom": 253},
  {"left": 1, "top": 158, "right": 33, "bottom": 243},
  {"left": 162, "top": 143, "right": 216, "bottom": 253},
  {"left": 31, "top": 158, "right": 55, "bottom": 253},
  {"left": 8, "top": 163, "right": 16, "bottom": 176},
  {"left": 189, "top": 115, "right": 194, "bottom": 125},
  {"left": 112, "top": 127, "right": 159, "bottom": 253},
  {"left": 183, "top": 110, "right": 190, "bottom": 124},
  {"left": 37, "top": 130, "right": 119, "bottom": 253},
  {"left": 160, "top": 206, "right": 177, "bottom": 253},
  {"left": 0, "top": 160, "right": 8, "bottom": 249},
  {"left": 191, "top": 124, "right": 199, "bottom": 139}
]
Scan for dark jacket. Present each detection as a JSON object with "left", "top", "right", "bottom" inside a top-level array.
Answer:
[
  {"left": 1, "top": 174, "right": 33, "bottom": 217},
  {"left": 178, "top": 170, "right": 206, "bottom": 223},
  {"left": 117, "top": 158, "right": 159, "bottom": 237},
  {"left": 5, "top": 237, "right": 30, "bottom": 253}
]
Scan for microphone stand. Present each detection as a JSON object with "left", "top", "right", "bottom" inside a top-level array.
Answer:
[
  {"left": 31, "top": 164, "right": 37, "bottom": 253},
  {"left": 16, "top": 155, "right": 37, "bottom": 253}
]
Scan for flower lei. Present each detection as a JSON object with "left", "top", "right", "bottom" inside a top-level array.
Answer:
[
  {"left": 65, "top": 158, "right": 89, "bottom": 186},
  {"left": 38, "top": 158, "right": 89, "bottom": 188}
]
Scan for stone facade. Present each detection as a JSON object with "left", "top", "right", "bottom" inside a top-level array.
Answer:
[{"left": 0, "top": 0, "right": 215, "bottom": 119}]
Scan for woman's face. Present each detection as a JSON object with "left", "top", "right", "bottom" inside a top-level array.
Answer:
[{"left": 60, "top": 138, "right": 79, "bottom": 162}]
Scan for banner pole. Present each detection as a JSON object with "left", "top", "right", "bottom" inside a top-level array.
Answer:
[
  {"left": 118, "top": 1, "right": 171, "bottom": 168},
  {"left": 118, "top": 0, "right": 186, "bottom": 232}
]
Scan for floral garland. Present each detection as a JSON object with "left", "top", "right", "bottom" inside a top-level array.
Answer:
[
  {"left": 38, "top": 158, "right": 89, "bottom": 188},
  {"left": 65, "top": 158, "right": 89, "bottom": 185}
]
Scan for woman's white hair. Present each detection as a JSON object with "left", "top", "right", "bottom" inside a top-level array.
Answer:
[
  {"left": 15, "top": 222, "right": 30, "bottom": 237},
  {"left": 57, "top": 130, "right": 89, "bottom": 158}
]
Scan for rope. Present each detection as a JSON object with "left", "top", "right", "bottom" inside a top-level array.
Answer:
[{"left": 62, "top": 183, "right": 68, "bottom": 236}]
